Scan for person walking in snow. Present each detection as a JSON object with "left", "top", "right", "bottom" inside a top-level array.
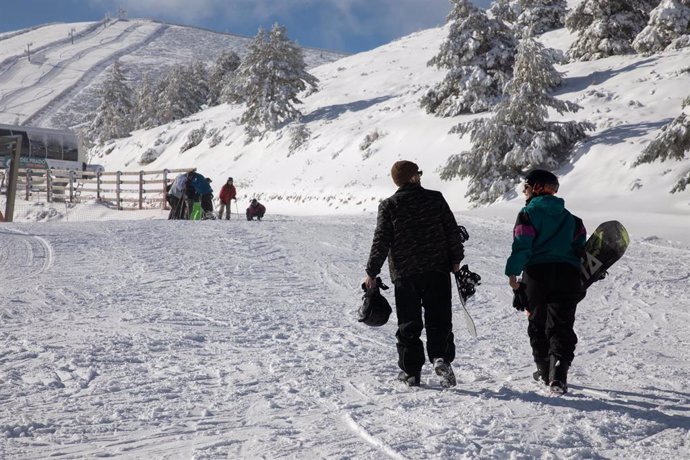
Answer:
[
  {"left": 246, "top": 198, "right": 265, "bottom": 221},
  {"left": 505, "top": 169, "right": 587, "bottom": 394},
  {"left": 218, "top": 177, "right": 237, "bottom": 220},
  {"left": 364, "top": 160, "right": 465, "bottom": 387}
]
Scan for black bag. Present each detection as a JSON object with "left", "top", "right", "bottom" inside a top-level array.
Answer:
[{"left": 358, "top": 277, "right": 392, "bottom": 327}]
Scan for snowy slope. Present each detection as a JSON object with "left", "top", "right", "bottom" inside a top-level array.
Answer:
[
  {"left": 0, "top": 216, "right": 688, "bottom": 458},
  {"left": 87, "top": 24, "right": 690, "bottom": 243},
  {"left": 0, "top": 19, "right": 345, "bottom": 128}
]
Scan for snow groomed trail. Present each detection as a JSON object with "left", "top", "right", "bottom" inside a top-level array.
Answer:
[{"left": 0, "top": 216, "right": 688, "bottom": 458}]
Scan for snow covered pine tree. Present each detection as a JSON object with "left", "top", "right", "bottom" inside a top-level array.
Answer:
[
  {"left": 633, "top": 96, "right": 690, "bottom": 192},
  {"left": 421, "top": 0, "right": 516, "bottom": 116},
  {"left": 236, "top": 23, "right": 318, "bottom": 139},
  {"left": 566, "top": 0, "right": 659, "bottom": 61},
  {"left": 86, "top": 59, "right": 133, "bottom": 145},
  {"left": 514, "top": 0, "right": 568, "bottom": 35},
  {"left": 440, "top": 36, "right": 594, "bottom": 204},
  {"left": 207, "top": 50, "right": 241, "bottom": 106},
  {"left": 633, "top": 0, "right": 690, "bottom": 53}
]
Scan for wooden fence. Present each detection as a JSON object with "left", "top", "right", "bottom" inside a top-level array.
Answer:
[{"left": 1, "top": 167, "right": 194, "bottom": 210}]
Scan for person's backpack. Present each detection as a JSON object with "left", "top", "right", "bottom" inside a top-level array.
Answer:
[{"left": 358, "top": 277, "right": 392, "bottom": 327}]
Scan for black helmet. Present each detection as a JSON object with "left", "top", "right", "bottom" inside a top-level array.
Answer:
[
  {"left": 358, "top": 278, "right": 392, "bottom": 327},
  {"left": 228, "top": 177, "right": 233, "bottom": 182},
  {"left": 525, "top": 169, "right": 559, "bottom": 188}
]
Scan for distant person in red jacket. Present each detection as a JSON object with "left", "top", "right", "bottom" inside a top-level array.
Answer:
[
  {"left": 246, "top": 198, "right": 266, "bottom": 221},
  {"left": 218, "top": 177, "right": 237, "bottom": 220}
]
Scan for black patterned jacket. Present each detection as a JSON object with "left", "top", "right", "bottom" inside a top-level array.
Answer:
[{"left": 366, "top": 183, "right": 464, "bottom": 282}]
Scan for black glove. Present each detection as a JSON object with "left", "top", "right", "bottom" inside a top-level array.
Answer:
[{"left": 512, "top": 282, "right": 529, "bottom": 312}]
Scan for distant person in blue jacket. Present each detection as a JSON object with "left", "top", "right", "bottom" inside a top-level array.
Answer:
[
  {"left": 186, "top": 170, "right": 214, "bottom": 219},
  {"left": 505, "top": 169, "right": 587, "bottom": 394}
]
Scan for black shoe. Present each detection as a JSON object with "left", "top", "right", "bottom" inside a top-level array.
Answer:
[
  {"left": 533, "top": 360, "right": 549, "bottom": 385},
  {"left": 397, "top": 370, "right": 420, "bottom": 387},
  {"left": 549, "top": 356, "right": 569, "bottom": 391},
  {"left": 549, "top": 380, "right": 568, "bottom": 394}
]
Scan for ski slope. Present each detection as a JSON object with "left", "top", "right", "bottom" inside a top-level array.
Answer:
[
  {"left": 1, "top": 215, "right": 688, "bottom": 458},
  {"left": 0, "top": 19, "right": 345, "bottom": 128}
]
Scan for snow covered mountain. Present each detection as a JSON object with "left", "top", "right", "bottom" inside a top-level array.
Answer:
[
  {"left": 0, "top": 19, "right": 344, "bottom": 129},
  {"left": 82, "top": 22, "right": 690, "bottom": 243}
]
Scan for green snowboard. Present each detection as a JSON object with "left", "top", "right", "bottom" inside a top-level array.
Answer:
[{"left": 581, "top": 221, "right": 630, "bottom": 289}]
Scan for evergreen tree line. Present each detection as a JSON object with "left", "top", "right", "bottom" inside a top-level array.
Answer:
[
  {"left": 85, "top": 23, "right": 317, "bottom": 146},
  {"left": 425, "top": 0, "right": 690, "bottom": 204}
]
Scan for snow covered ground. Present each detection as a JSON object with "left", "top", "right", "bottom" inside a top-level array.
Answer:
[{"left": 1, "top": 214, "right": 689, "bottom": 458}]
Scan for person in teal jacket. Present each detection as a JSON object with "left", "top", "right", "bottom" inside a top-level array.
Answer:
[{"left": 505, "top": 169, "right": 586, "bottom": 394}]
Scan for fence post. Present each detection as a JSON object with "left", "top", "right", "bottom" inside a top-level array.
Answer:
[
  {"left": 97, "top": 171, "right": 102, "bottom": 201},
  {"left": 69, "top": 170, "right": 76, "bottom": 203},
  {"left": 138, "top": 170, "right": 144, "bottom": 210},
  {"left": 162, "top": 169, "right": 169, "bottom": 209},
  {"left": 25, "top": 168, "right": 32, "bottom": 200},
  {"left": 116, "top": 171, "right": 122, "bottom": 210},
  {"left": 47, "top": 169, "right": 53, "bottom": 202}
]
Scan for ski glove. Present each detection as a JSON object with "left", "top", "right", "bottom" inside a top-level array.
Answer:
[{"left": 512, "top": 282, "right": 529, "bottom": 312}]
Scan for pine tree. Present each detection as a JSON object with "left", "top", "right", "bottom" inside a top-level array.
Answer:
[
  {"left": 87, "top": 59, "right": 133, "bottom": 144},
  {"left": 237, "top": 24, "right": 319, "bottom": 138},
  {"left": 634, "top": 97, "right": 690, "bottom": 166},
  {"left": 566, "top": 0, "right": 659, "bottom": 61},
  {"left": 633, "top": 0, "right": 690, "bottom": 53},
  {"left": 440, "top": 37, "right": 594, "bottom": 204},
  {"left": 154, "top": 62, "right": 208, "bottom": 124},
  {"left": 187, "top": 60, "right": 210, "bottom": 110},
  {"left": 489, "top": 0, "right": 522, "bottom": 24},
  {"left": 516, "top": 0, "right": 568, "bottom": 35},
  {"left": 208, "top": 50, "right": 241, "bottom": 106},
  {"left": 133, "top": 74, "right": 159, "bottom": 129},
  {"left": 421, "top": 0, "right": 517, "bottom": 116}
]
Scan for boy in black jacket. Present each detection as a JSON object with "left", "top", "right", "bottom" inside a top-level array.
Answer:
[{"left": 365, "top": 160, "right": 464, "bottom": 387}]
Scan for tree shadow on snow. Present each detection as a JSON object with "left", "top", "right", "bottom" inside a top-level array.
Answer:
[
  {"left": 451, "top": 384, "right": 690, "bottom": 432},
  {"left": 302, "top": 96, "right": 394, "bottom": 123},
  {"left": 589, "top": 120, "right": 672, "bottom": 146},
  {"left": 558, "top": 57, "right": 660, "bottom": 95}
]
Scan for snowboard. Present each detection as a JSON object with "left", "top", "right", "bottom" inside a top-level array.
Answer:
[
  {"left": 454, "top": 264, "right": 481, "bottom": 338},
  {"left": 453, "top": 226, "right": 481, "bottom": 337},
  {"left": 580, "top": 220, "right": 630, "bottom": 289}
]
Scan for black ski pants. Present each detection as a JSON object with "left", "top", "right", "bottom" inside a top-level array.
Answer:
[
  {"left": 524, "top": 263, "right": 585, "bottom": 365},
  {"left": 394, "top": 271, "right": 455, "bottom": 376}
]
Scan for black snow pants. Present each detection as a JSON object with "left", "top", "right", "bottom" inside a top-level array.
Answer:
[
  {"left": 394, "top": 271, "right": 455, "bottom": 376},
  {"left": 524, "top": 263, "right": 585, "bottom": 365}
]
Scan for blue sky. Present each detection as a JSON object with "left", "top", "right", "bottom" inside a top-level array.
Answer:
[{"left": 0, "top": 0, "right": 492, "bottom": 53}]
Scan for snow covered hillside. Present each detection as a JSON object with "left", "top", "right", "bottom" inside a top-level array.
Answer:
[
  {"left": 87, "top": 23, "right": 690, "bottom": 243},
  {"left": 0, "top": 216, "right": 688, "bottom": 458},
  {"left": 0, "top": 19, "right": 344, "bottom": 128}
]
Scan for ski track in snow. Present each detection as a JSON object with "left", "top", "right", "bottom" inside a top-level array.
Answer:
[{"left": 0, "top": 216, "right": 688, "bottom": 459}]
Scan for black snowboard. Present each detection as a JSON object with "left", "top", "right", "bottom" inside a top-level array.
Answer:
[{"left": 580, "top": 221, "right": 630, "bottom": 289}]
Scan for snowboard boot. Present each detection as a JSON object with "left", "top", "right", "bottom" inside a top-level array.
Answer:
[
  {"left": 433, "top": 358, "right": 457, "bottom": 388},
  {"left": 397, "top": 370, "right": 421, "bottom": 387},
  {"left": 532, "top": 359, "right": 550, "bottom": 385},
  {"left": 548, "top": 356, "right": 569, "bottom": 394}
]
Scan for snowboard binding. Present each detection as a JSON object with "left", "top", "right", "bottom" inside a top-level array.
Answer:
[{"left": 455, "top": 264, "right": 481, "bottom": 301}]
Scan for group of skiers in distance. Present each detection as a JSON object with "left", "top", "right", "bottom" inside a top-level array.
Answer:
[{"left": 166, "top": 170, "right": 266, "bottom": 221}]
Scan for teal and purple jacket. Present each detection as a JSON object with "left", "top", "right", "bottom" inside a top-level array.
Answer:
[{"left": 505, "top": 195, "right": 586, "bottom": 276}]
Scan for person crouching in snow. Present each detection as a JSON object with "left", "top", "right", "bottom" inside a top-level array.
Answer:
[
  {"left": 246, "top": 199, "right": 265, "bottom": 221},
  {"left": 218, "top": 177, "right": 237, "bottom": 220}
]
